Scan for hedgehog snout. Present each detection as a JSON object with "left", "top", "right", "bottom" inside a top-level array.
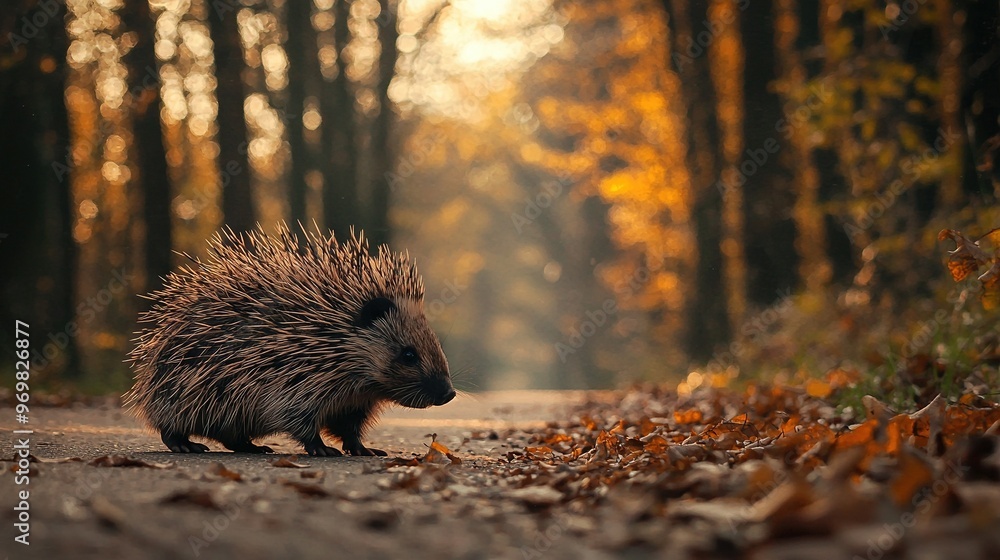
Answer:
[{"left": 422, "top": 376, "right": 456, "bottom": 406}]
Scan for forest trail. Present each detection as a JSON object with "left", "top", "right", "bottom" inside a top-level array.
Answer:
[
  {"left": 4, "top": 389, "right": 999, "bottom": 560},
  {"left": 2, "top": 391, "right": 598, "bottom": 560}
]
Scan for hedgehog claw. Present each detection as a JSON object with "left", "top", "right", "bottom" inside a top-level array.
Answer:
[
  {"left": 344, "top": 444, "right": 387, "bottom": 457},
  {"left": 163, "top": 434, "right": 209, "bottom": 453},
  {"left": 304, "top": 442, "right": 343, "bottom": 457},
  {"left": 224, "top": 441, "right": 274, "bottom": 454}
]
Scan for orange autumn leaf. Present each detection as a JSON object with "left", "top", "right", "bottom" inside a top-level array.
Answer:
[
  {"left": 939, "top": 228, "right": 1000, "bottom": 309},
  {"left": 938, "top": 229, "right": 991, "bottom": 281},
  {"left": 525, "top": 446, "right": 555, "bottom": 455},
  {"left": 806, "top": 379, "right": 833, "bottom": 398},
  {"left": 885, "top": 414, "right": 915, "bottom": 455},
  {"left": 835, "top": 419, "right": 879, "bottom": 449},
  {"left": 425, "top": 441, "right": 461, "bottom": 465},
  {"left": 642, "top": 434, "right": 671, "bottom": 454},
  {"left": 730, "top": 413, "right": 750, "bottom": 424},
  {"left": 889, "top": 449, "right": 935, "bottom": 507},
  {"left": 674, "top": 409, "right": 703, "bottom": 424},
  {"left": 826, "top": 369, "right": 860, "bottom": 389},
  {"left": 980, "top": 261, "right": 1000, "bottom": 310}
]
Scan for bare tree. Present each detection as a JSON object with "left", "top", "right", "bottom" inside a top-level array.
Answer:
[
  {"left": 207, "top": 0, "right": 256, "bottom": 232},
  {"left": 122, "top": 0, "right": 172, "bottom": 296}
]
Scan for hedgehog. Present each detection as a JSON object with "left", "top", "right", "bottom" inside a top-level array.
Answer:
[{"left": 124, "top": 223, "right": 455, "bottom": 456}]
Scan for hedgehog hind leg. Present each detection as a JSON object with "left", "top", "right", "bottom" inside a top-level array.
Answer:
[
  {"left": 221, "top": 439, "right": 274, "bottom": 454},
  {"left": 161, "top": 432, "right": 210, "bottom": 453}
]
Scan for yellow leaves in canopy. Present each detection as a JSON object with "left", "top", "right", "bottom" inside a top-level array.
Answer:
[
  {"left": 599, "top": 174, "right": 632, "bottom": 198},
  {"left": 520, "top": 142, "right": 543, "bottom": 163},
  {"left": 826, "top": 27, "right": 855, "bottom": 61},
  {"left": 634, "top": 92, "right": 665, "bottom": 115},
  {"left": 435, "top": 197, "right": 470, "bottom": 230}
]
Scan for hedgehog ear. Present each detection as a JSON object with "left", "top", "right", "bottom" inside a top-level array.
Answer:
[{"left": 354, "top": 297, "right": 396, "bottom": 328}]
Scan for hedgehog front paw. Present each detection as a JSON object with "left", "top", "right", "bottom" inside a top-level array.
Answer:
[
  {"left": 162, "top": 433, "right": 210, "bottom": 453},
  {"left": 224, "top": 441, "right": 274, "bottom": 454},
  {"left": 343, "top": 443, "right": 388, "bottom": 457},
  {"left": 304, "top": 441, "right": 343, "bottom": 457}
]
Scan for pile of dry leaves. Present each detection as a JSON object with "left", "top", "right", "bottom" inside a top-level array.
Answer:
[{"left": 387, "top": 379, "right": 1000, "bottom": 556}]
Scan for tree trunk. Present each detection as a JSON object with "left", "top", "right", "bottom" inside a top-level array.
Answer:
[
  {"left": 773, "top": 0, "right": 831, "bottom": 296},
  {"left": 962, "top": 0, "right": 1000, "bottom": 195},
  {"left": 935, "top": 0, "right": 964, "bottom": 208},
  {"left": 285, "top": 0, "right": 318, "bottom": 225},
  {"left": 368, "top": 0, "right": 399, "bottom": 247},
  {"left": 666, "top": 0, "right": 730, "bottom": 360},
  {"left": 707, "top": 0, "right": 747, "bottom": 335},
  {"left": 207, "top": 0, "right": 256, "bottom": 233},
  {"left": 0, "top": 0, "right": 79, "bottom": 378},
  {"left": 322, "top": 0, "right": 359, "bottom": 241},
  {"left": 122, "top": 0, "right": 173, "bottom": 297},
  {"left": 739, "top": 0, "right": 798, "bottom": 304}
]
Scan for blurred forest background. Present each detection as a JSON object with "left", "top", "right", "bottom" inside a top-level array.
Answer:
[{"left": 1, "top": 0, "right": 999, "bottom": 395}]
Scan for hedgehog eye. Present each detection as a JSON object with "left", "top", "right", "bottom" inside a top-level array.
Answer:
[{"left": 398, "top": 346, "right": 420, "bottom": 366}]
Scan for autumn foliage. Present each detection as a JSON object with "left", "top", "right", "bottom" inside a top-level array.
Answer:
[{"left": 379, "top": 381, "right": 1000, "bottom": 555}]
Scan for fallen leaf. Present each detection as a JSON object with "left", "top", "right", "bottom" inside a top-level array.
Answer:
[
  {"left": 270, "top": 456, "right": 309, "bottom": 468},
  {"left": 889, "top": 448, "right": 935, "bottom": 506},
  {"left": 161, "top": 489, "right": 221, "bottom": 510},
  {"left": 28, "top": 455, "right": 84, "bottom": 463},
  {"left": 90, "top": 496, "right": 126, "bottom": 529},
  {"left": 208, "top": 462, "right": 243, "bottom": 482},
  {"left": 89, "top": 455, "right": 173, "bottom": 469},
  {"left": 508, "top": 486, "right": 563, "bottom": 506},
  {"left": 281, "top": 479, "right": 330, "bottom": 497}
]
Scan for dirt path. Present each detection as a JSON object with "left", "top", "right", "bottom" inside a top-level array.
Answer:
[{"left": 2, "top": 391, "right": 604, "bottom": 560}]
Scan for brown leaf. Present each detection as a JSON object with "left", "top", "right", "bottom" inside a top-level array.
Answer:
[
  {"left": 29, "top": 455, "right": 84, "bottom": 464},
  {"left": 939, "top": 229, "right": 991, "bottom": 282},
  {"left": 861, "top": 395, "right": 895, "bottom": 420},
  {"left": 979, "top": 260, "right": 1000, "bottom": 309},
  {"left": 207, "top": 462, "right": 243, "bottom": 482},
  {"left": 384, "top": 456, "right": 421, "bottom": 467},
  {"left": 161, "top": 489, "right": 222, "bottom": 510},
  {"left": 508, "top": 486, "right": 563, "bottom": 506},
  {"left": 425, "top": 441, "right": 461, "bottom": 464},
  {"left": 90, "top": 496, "right": 127, "bottom": 529},
  {"left": 300, "top": 470, "right": 325, "bottom": 480},
  {"left": 888, "top": 448, "right": 935, "bottom": 507},
  {"left": 674, "top": 409, "right": 703, "bottom": 424},
  {"left": 89, "top": 455, "right": 173, "bottom": 469},
  {"left": 749, "top": 478, "right": 815, "bottom": 524},
  {"left": 270, "top": 456, "right": 309, "bottom": 468},
  {"left": 281, "top": 479, "right": 330, "bottom": 498}
]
